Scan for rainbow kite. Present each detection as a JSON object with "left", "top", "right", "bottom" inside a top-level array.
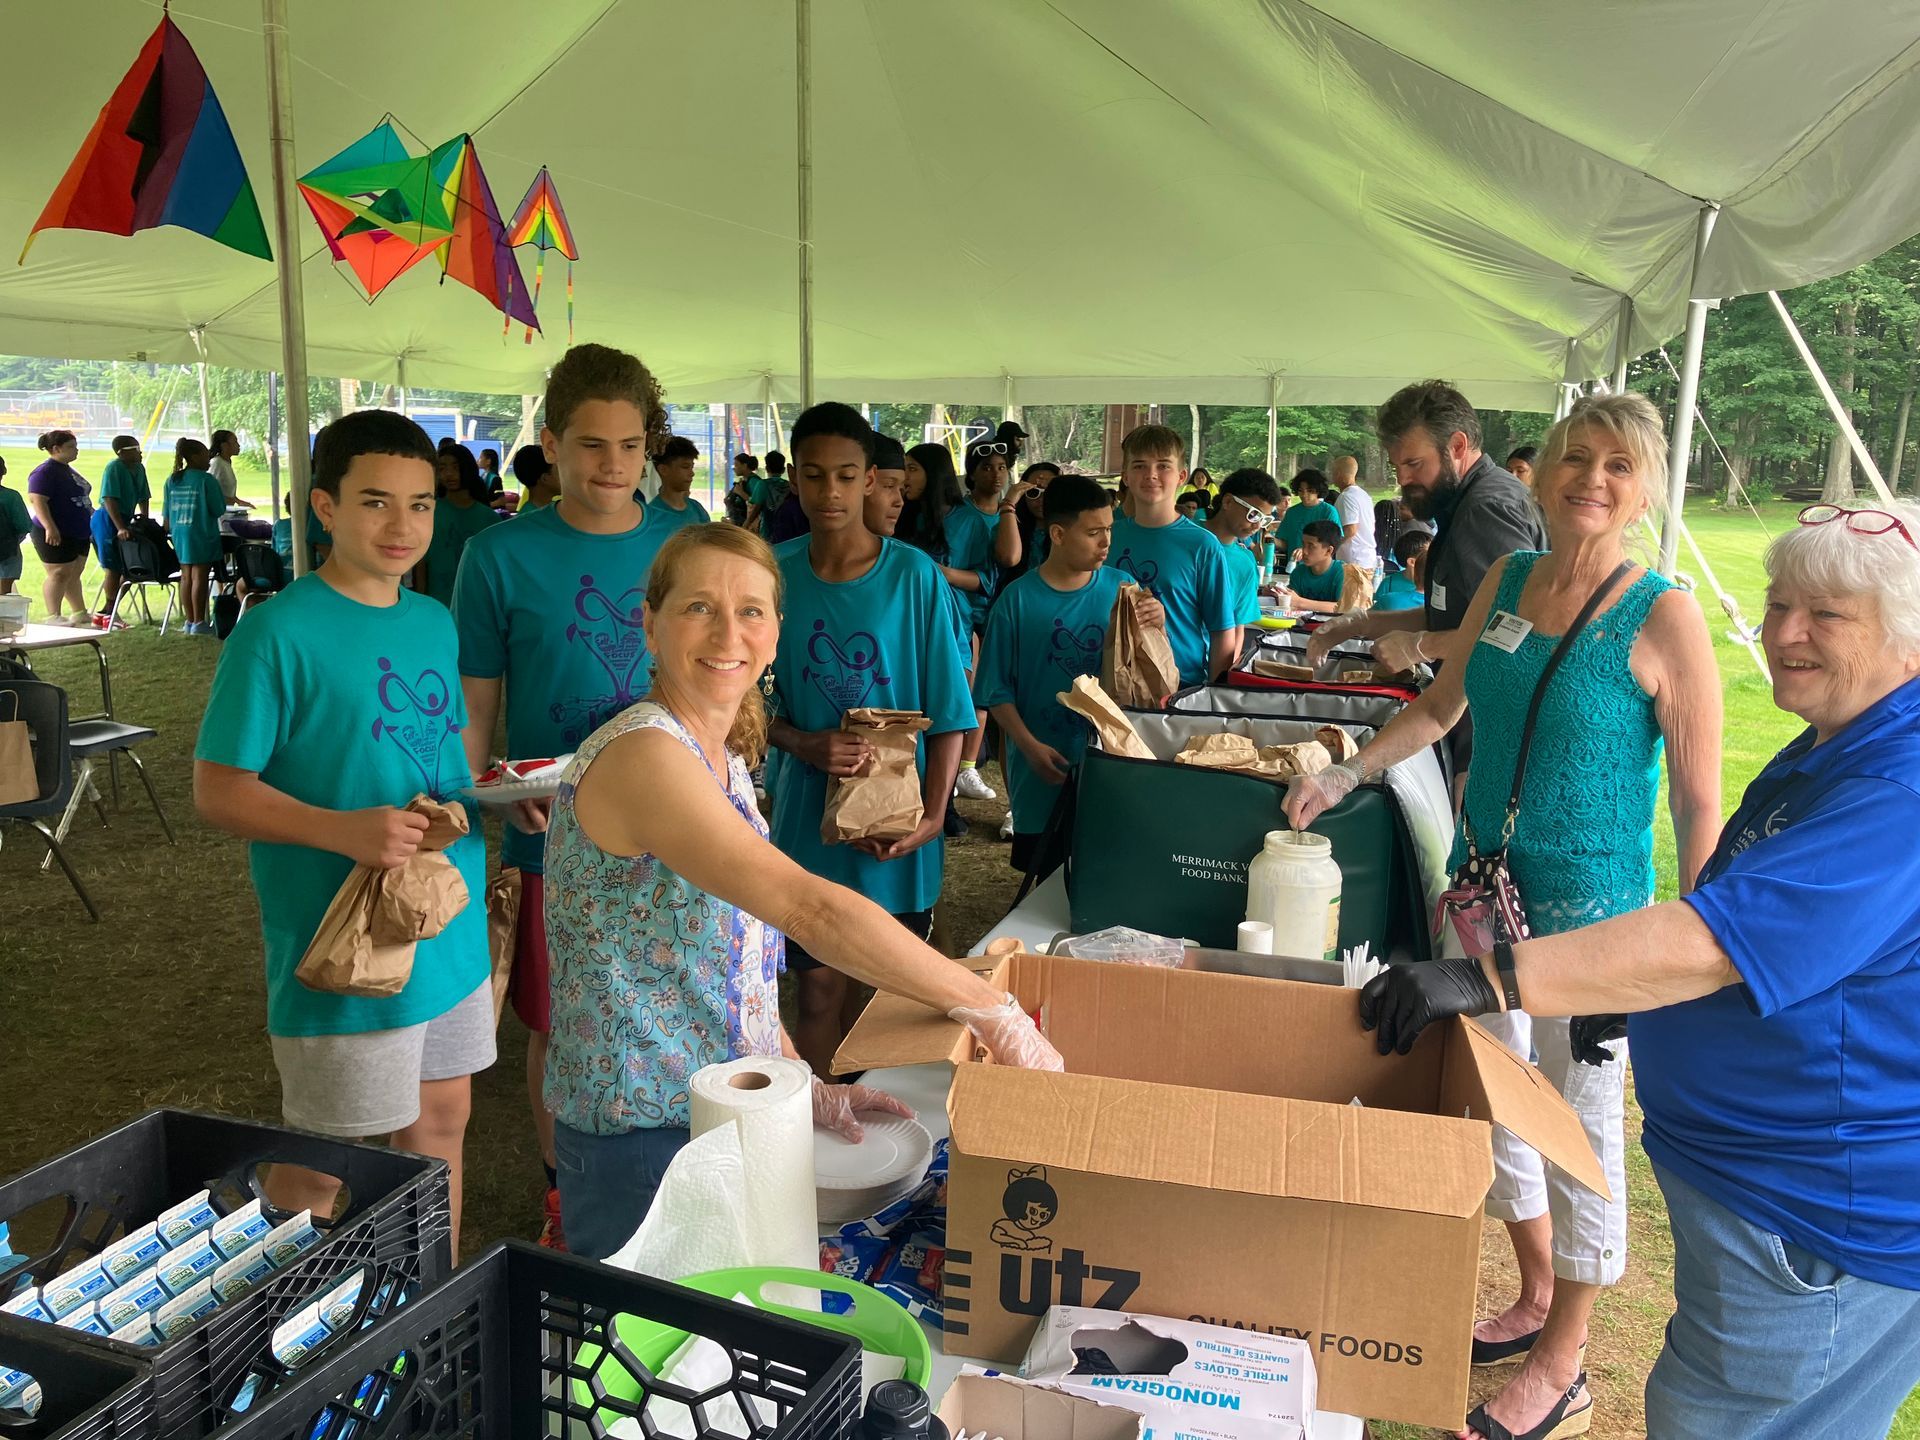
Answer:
[
  {"left": 22, "top": 14, "right": 269, "bottom": 264},
  {"left": 506, "top": 167, "right": 578, "bottom": 343},
  {"left": 433, "top": 136, "right": 539, "bottom": 332}
]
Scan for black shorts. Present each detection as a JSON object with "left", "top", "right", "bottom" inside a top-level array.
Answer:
[
  {"left": 786, "top": 909, "right": 934, "bottom": 973},
  {"left": 31, "top": 531, "right": 86, "bottom": 565}
]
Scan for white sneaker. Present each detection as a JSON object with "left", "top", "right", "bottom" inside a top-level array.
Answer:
[
  {"left": 999, "top": 812, "right": 1015, "bottom": 840},
  {"left": 955, "top": 767, "right": 997, "bottom": 801}
]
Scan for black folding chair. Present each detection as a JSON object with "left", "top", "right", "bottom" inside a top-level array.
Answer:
[
  {"left": 108, "top": 521, "right": 181, "bottom": 633},
  {"left": 0, "top": 679, "right": 98, "bottom": 921},
  {"left": 47, "top": 716, "right": 177, "bottom": 872},
  {"left": 235, "top": 541, "right": 287, "bottom": 615}
]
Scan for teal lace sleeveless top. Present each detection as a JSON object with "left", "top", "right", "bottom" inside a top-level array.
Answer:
[{"left": 1449, "top": 551, "right": 1673, "bottom": 936}]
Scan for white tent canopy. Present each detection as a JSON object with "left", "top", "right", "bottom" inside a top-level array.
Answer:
[{"left": 3, "top": 1, "right": 1920, "bottom": 407}]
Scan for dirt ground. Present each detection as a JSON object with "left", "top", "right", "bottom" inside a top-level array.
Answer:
[{"left": 3, "top": 629, "right": 1673, "bottom": 1438}]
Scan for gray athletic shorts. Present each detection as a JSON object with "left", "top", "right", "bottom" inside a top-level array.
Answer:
[{"left": 270, "top": 979, "right": 497, "bottom": 1138}]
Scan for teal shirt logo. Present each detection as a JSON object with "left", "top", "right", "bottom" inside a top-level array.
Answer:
[{"left": 371, "top": 657, "right": 462, "bottom": 795}]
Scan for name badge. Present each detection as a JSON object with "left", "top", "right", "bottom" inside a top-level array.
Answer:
[
  {"left": 1480, "top": 611, "right": 1534, "bottom": 653},
  {"left": 1429, "top": 581, "right": 1448, "bottom": 612}
]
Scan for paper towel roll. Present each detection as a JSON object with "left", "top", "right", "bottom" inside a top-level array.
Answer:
[{"left": 688, "top": 1056, "right": 818, "bottom": 1272}]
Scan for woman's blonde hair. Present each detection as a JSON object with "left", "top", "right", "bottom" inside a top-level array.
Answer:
[
  {"left": 646, "top": 523, "right": 784, "bottom": 764},
  {"left": 1533, "top": 393, "right": 1670, "bottom": 548}
]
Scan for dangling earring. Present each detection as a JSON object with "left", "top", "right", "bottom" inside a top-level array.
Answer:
[{"left": 759, "top": 668, "right": 775, "bottom": 699}]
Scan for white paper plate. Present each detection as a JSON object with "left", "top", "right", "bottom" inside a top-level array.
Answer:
[
  {"left": 463, "top": 756, "right": 573, "bottom": 805},
  {"left": 813, "top": 1113, "right": 933, "bottom": 1224}
]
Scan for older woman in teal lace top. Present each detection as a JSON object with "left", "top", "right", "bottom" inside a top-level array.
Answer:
[{"left": 1286, "top": 393, "right": 1723, "bottom": 1440}]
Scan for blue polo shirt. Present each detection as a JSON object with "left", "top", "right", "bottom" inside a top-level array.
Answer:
[{"left": 1633, "top": 678, "right": 1920, "bottom": 1288}]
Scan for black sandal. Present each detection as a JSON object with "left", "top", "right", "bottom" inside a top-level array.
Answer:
[
  {"left": 1464, "top": 1373, "right": 1592, "bottom": 1440},
  {"left": 1471, "top": 1327, "right": 1541, "bottom": 1366}
]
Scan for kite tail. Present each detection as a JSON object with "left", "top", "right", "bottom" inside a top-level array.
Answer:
[
  {"left": 523, "top": 252, "right": 545, "bottom": 344},
  {"left": 566, "top": 259, "right": 574, "bottom": 345}
]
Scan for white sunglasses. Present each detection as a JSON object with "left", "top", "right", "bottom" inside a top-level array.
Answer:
[{"left": 1227, "top": 494, "right": 1274, "bottom": 527}]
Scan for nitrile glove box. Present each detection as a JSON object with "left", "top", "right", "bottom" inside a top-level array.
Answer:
[
  {"left": 939, "top": 1374, "right": 1146, "bottom": 1439},
  {"left": 836, "top": 950, "right": 1608, "bottom": 1431},
  {"left": 1020, "top": 1307, "right": 1316, "bottom": 1440}
]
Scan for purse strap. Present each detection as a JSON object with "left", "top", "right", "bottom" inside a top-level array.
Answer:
[{"left": 1495, "top": 559, "right": 1636, "bottom": 845}]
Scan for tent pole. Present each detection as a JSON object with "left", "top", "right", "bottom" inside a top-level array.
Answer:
[
  {"left": 397, "top": 357, "right": 409, "bottom": 417},
  {"left": 1611, "top": 296, "right": 1633, "bottom": 392},
  {"left": 1767, "top": 289, "right": 1896, "bottom": 506},
  {"left": 262, "top": 0, "right": 313, "bottom": 577},
  {"left": 267, "top": 371, "right": 282, "bottom": 518},
  {"left": 794, "top": 0, "right": 815, "bottom": 408},
  {"left": 196, "top": 360, "right": 212, "bottom": 436},
  {"left": 1658, "top": 203, "right": 1720, "bottom": 577},
  {"left": 1264, "top": 374, "right": 1278, "bottom": 475}
]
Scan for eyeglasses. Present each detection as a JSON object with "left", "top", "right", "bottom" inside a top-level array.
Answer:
[
  {"left": 1227, "top": 495, "right": 1274, "bottom": 528},
  {"left": 1798, "top": 504, "right": 1919, "bottom": 552},
  {"left": 970, "top": 441, "right": 1012, "bottom": 457}
]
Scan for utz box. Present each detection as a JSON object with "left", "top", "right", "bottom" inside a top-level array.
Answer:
[
  {"left": 939, "top": 1374, "right": 1145, "bottom": 1440},
  {"left": 836, "top": 952, "right": 1606, "bottom": 1430}
]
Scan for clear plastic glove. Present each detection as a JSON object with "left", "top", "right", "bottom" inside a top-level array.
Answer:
[
  {"left": 1569, "top": 1014, "right": 1627, "bottom": 1066},
  {"left": 1358, "top": 958, "right": 1500, "bottom": 1055},
  {"left": 1371, "top": 629, "right": 1429, "bottom": 675},
  {"left": 1305, "top": 615, "right": 1359, "bottom": 666},
  {"left": 949, "top": 997, "right": 1065, "bottom": 1072},
  {"left": 1283, "top": 762, "right": 1360, "bottom": 830},
  {"left": 811, "top": 1077, "right": 914, "bottom": 1143}
]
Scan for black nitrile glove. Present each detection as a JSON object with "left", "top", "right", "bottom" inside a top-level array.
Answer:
[
  {"left": 1569, "top": 1014, "right": 1628, "bottom": 1066},
  {"left": 1359, "top": 959, "right": 1500, "bottom": 1055}
]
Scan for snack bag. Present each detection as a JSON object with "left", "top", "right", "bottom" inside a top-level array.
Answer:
[
  {"left": 820, "top": 709, "right": 933, "bottom": 845},
  {"left": 1100, "top": 583, "right": 1180, "bottom": 709}
]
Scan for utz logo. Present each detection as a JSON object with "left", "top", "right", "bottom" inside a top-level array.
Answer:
[{"left": 987, "top": 1164, "right": 1141, "bottom": 1317}]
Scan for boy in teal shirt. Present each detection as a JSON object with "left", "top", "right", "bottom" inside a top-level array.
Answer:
[
  {"left": 93, "top": 434, "right": 150, "bottom": 622},
  {"left": 975, "top": 474, "right": 1143, "bottom": 872},
  {"left": 194, "top": 409, "right": 491, "bottom": 1249},
  {"left": 1288, "top": 519, "right": 1347, "bottom": 612},
  {"left": 647, "top": 435, "right": 711, "bottom": 534},
  {"left": 1372, "top": 529, "right": 1430, "bottom": 612},
  {"left": 453, "top": 343, "right": 672, "bottom": 1244},
  {"left": 1202, "top": 467, "right": 1284, "bottom": 641},
  {"left": 164, "top": 438, "right": 227, "bottom": 635},
  {"left": 1107, "top": 424, "right": 1236, "bottom": 686},
  {"left": 0, "top": 458, "right": 30, "bottom": 595},
  {"left": 1274, "top": 468, "right": 1341, "bottom": 560},
  {"left": 768, "top": 403, "right": 975, "bottom": 1075}
]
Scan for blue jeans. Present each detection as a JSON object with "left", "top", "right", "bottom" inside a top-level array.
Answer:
[
  {"left": 1647, "top": 1162, "right": 1920, "bottom": 1439},
  {"left": 553, "top": 1122, "right": 690, "bottom": 1262}
]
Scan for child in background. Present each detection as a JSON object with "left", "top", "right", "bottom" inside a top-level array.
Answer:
[
  {"left": 863, "top": 434, "right": 909, "bottom": 538},
  {"left": 512, "top": 444, "right": 560, "bottom": 513},
  {"left": 648, "top": 435, "right": 711, "bottom": 534},
  {"left": 1108, "top": 424, "right": 1236, "bottom": 686},
  {"left": 1287, "top": 519, "right": 1347, "bottom": 614},
  {"left": 1202, "top": 467, "right": 1283, "bottom": 646},
  {"left": 1273, "top": 468, "right": 1341, "bottom": 561},
  {"left": 975, "top": 474, "right": 1142, "bottom": 872},
  {"left": 419, "top": 445, "right": 501, "bottom": 608},
  {"left": 477, "top": 448, "right": 503, "bottom": 499},
  {"left": 272, "top": 495, "right": 295, "bottom": 570},
  {"left": 768, "top": 404, "right": 975, "bottom": 1076},
  {"left": 454, "top": 344, "right": 672, "bottom": 1249},
  {"left": 1371, "top": 529, "right": 1431, "bottom": 612},
  {"left": 0, "top": 458, "right": 30, "bottom": 597},
  {"left": 194, "top": 410, "right": 491, "bottom": 1252},
  {"left": 94, "top": 434, "right": 149, "bottom": 623},
  {"left": 165, "top": 438, "right": 226, "bottom": 636}
]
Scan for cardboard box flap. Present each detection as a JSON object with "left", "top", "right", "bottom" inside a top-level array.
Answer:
[
  {"left": 939, "top": 1375, "right": 1147, "bottom": 1440},
  {"left": 951, "top": 1063, "right": 1491, "bottom": 1217},
  {"left": 832, "top": 965, "right": 1001, "bottom": 1073},
  {"left": 1445, "top": 1017, "right": 1611, "bottom": 1200}
]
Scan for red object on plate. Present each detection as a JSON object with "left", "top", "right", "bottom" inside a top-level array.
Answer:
[
  {"left": 508, "top": 758, "right": 557, "bottom": 777},
  {"left": 475, "top": 758, "right": 559, "bottom": 787}
]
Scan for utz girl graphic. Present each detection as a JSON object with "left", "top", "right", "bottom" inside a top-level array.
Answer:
[
  {"left": 370, "top": 657, "right": 461, "bottom": 795},
  {"left": 554, "top": 572, "right": 649, "bottom": 742},
  {"left": 991, "top": 1164, "right": 1059, "bottom": 1254},
  {"left": 803, "top": 620, "right": 890, "bottom": 711}
]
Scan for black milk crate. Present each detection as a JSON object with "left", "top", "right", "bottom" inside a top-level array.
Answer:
[
  {"left": 208, "top": 1240, "right": 862, "bottom": 1440},
  {"left": 0, "top": 1111, "right": 451, "bottom": 1440},
  {"left": 0, "top": 1318, "right": 152, "bottom": 1439}
]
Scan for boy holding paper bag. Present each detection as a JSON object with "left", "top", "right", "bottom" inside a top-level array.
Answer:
[
  {"left": 194, "top": 411, "right": 491, "bottom": 1251},
  {"left": 767, "top": 403, "right": 977, "bottom": 1076}
]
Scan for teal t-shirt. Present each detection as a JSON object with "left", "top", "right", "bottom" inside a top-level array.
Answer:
[
  {"left": 164, "top": 469, "right": 225, "bottom": 565},
  {"left": 749, "top": 475, "right": 785, "bottom": 508},
  {"left": 1291, "top": 559, "right": 1345, "bottom": 604},
  {"left": 647, "top": 494, "right": 710, "bottom": 535},
  {"left": 1373, "top": 571, "right": 1423, "bottom": 611},
  {"left": 1276, "top": 500, "right": 1340, "bottom": 557},
  {"left": 305, "top": 504, "right": 332, "bottom": 567},
  {"left": 1108, "top": 514, "right": 1235, "bottom": 685},
  {"left": 272, "top": 517, "right": 294, "bottom": 566},
  {"left": 100, "top": 458, "right": 150, "bottom": 517},
  {"left": 767, "top": 536, "right": 976, "bottom": 912},
  {"left": 194, "top": 574, "right": 488, "bottom": 1038},
  {"left": 974, "top": 565, "right": 1127, "bottom": 834},
  {"left": 0, "top": 487, "right": 29, "bottom": 561},
  {"left": 942, "top": 503, "right": 998, "bottom": 630},
  {"left": 453, "top": 501, "right": 671, "bottom": 872},
  {"left": 424, "top": 499, "right": 502, "bottom": 608},
  {"left": 1216, "top": 532, "right": 1261, "bottom": 624}
]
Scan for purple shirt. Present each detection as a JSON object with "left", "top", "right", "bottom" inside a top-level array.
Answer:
[{"left": 27, "top": 459, "right": 91, "bottom": 542}]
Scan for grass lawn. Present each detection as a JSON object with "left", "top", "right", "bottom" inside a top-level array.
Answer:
[{"left": 1, "top": 484, "right": 1912, "bottom": 1439}]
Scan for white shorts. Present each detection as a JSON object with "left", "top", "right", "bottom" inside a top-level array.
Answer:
[{"left": 270, "top": 980, "right": 496, "bottom": 1138}]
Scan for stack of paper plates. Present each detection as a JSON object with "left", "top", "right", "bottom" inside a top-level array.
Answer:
[{"left": 813, "top": 1114, "right": 934, "bottom": 1225}]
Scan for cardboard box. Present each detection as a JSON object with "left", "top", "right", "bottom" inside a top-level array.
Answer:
[
  {"left": 940, "top": 1374, "right": 1146, "bottom": 1440},
  {"left": 1021, "top": 1307, "right": 1316, "bottom": 1440},
  {"left": 836, "top": 952, "right": 1606, "bottom": 1430}
]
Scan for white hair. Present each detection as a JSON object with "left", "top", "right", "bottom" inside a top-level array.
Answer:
[{"left": 1765, "top": 499, "right": 1920, "bottom": 658}]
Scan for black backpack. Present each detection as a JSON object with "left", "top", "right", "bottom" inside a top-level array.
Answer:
[{"left": 120, "top": 517, "right": 180, "bottom": 582}]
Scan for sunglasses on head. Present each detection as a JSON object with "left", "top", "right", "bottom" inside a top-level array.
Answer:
[
  {"left": 971, "top": 441, "right": 1012, "bottom": 457},
  {"left": 1798, "top": 503, "right": 1918, "bottom": 552}
]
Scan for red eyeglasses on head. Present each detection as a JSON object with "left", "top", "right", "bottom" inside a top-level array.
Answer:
[{"left": 1796, "top": 504, "right": 1919, "bottom": 552}]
